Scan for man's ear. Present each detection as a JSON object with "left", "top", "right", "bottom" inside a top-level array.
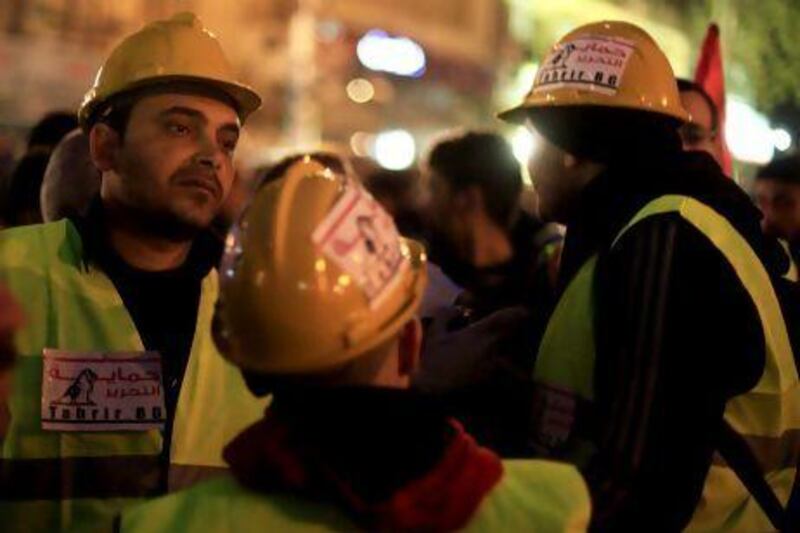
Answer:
[
  {"left": 89, "top": 124, "right": 120, "bottom": 173},
  {"left": 397, "top": 317, "right": 422, "bottom": 377}
]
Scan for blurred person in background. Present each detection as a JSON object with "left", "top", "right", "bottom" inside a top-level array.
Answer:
[
  {"left": 754, "top": 156, "right": 800, "bottom": 266},
  {"left": 39, "top": 129, "right": 101, "bottom": 222},
  {"left": 0, "top": 13, "right": 267, "bottom": 532},
  {"left": 1, "top": 112, "right": 80, "bottom": 227},
  {"left": 501, "top": 21, "right": 798, "bottom": 531},
  {"left": 2, "top": 112, "right": 80, "bottom": 227},
  {"left": 413, "top": 131, "right": 562, "bottom": 457},
  {"left": 677, "top": 79, "right": 724, "bottom": 167},
  {"left": 424, "top": 130, "right": 561, "bottom": 318},
  {"left": 119, "top": 157, "right": 591, "bottom": 533},
  {"left": 24, "top": 111, "right": 79, "bottom": 157},
  {"left": 5, "top": 152, "right": 49, "bottom": 226}
]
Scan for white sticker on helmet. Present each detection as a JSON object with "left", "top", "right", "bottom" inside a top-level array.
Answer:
[
  {"left": 312, "top": 182, "right": 407, "bottom": 308},
  {"left": 533, "top": 35, "right": 635, "bottom": 96}
]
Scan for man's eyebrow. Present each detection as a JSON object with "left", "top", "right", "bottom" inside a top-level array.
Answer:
[
  {"left": 219, "top": 123, "right": 240, "bottom": 137},
  {"left": 159, "top": 106, "right": 240, "bottom": 133},
  {"left": 158, "top": 106, "right": 207, "bottom": 123}
]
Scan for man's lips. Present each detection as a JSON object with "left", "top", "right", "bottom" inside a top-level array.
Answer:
[{"left": 176, "top": 175, "right": 221, "bottom": 199}]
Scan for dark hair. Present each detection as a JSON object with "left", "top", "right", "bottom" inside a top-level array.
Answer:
[
  {"left": 527, "top": 106, "right": 683, "bottom": 166},
  {"left": 363, "top": 168, "right": 419, "bottom": 200},
  {"left": 258, "top": 152, "right": 347, "bottom": 187},
  {"left": 756, "top": 156, "right": 800, "bottom": 185},
  {"left": 27, "top": 112, "right": 78, "bottom": 151},
  {"left": 6, "top": 152, "right": 49, "bottom": 226},
  {"left": 676, "top": 78, "right": 719, "bottom": 136},
  {"left": 427, "top": 131, "right": 522, "bottom": 228}
]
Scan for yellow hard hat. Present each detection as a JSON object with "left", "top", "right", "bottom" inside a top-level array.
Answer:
[
  {"left": 215, "top": 157, "right": 427, "bottom": 375},
  {"left": 499, "top": 21, "right": 689, "bottom": 124},
  {"left": 78, "top": 12, "right": 261, "bottom": 129}
]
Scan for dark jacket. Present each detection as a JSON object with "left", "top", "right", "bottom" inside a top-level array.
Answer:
[{"left": 555, "top": 150, "right": 791, "bottom": 531}]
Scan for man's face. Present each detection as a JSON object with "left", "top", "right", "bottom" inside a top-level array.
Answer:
[
  {"left": 526, "top": 125, "right": 575, "bottom": 223},
  {"left": 425, "top": 170, "right": 473, "bottom": 260},
  {"left": 754, "top": 178, "right": 800, "bottom": 244},
  {"left": 679, "top": 90, "right": 722, "bottom": 164},
  {"left": 104, "top": 93, "right": 240, "bottom": 238}
]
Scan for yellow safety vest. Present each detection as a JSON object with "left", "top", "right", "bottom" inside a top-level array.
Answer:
[
  {"left": 534, "top": 195, "right": 800, "bottom": 532},
  {"left": 0, "top": 220, "right": 268, "bottom": 532},
  {"left": 119, "top": 459, "right": 591, "bottom": 532}
]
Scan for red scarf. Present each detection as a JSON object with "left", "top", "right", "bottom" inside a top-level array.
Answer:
[{"left": 224, "top": 414, "right": 503, "bottom": 532}]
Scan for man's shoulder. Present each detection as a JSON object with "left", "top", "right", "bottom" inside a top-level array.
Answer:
[
  {"left": 0, "top": 220, "right": 82, "bottom": 267},
  {"left": 0, "top": 219, "right": 75, "bottom": 246},
  {"left": 465, "top": 459, "right": 591, "bottom": 531}
]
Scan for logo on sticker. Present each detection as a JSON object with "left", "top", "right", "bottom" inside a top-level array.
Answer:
[
  {"left": 41, "top": 349, "right": 166, "bottom": 432},
  {"left": 534, "top": 36, "right": 635, "bottom": 95},
  {"left": 312, "top": 182, "right": 407, "bottom": 307},
  {"left": 52, "top": 368, "right": 99, "bottom": 406}
]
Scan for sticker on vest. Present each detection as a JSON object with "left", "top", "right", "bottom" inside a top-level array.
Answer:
[
  {"left": 533, "top": 35, "right": 635, "bottom": 96},
  {"left": 532, "top": 383, "right": 577, "bottom": 451},
  {"left": 41, "top": 349, "right": 166, "bottom": 431},
  {"left": 312, "top": 181, "right": 408, "bottom": 308}
]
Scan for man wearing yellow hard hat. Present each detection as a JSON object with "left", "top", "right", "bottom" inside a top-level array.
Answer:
[
  {"left": 116, "top": 157, "right": 592, "bottom": 532},
  {"left": 0, "top": 13, "right": 267, "bottom": 532},
  {"left": 499, "top": 21, "right": 799, "bottom": 531}
]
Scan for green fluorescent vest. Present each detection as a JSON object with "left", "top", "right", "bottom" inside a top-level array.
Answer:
[
  {"left": 120, "top": 460, "right": 591, "bottom": 532},
  {"left": 534, "top": 195, "right": 800, "bottom": 532},
  {"left": 0, "top": 220, "right": 268, "bottom": 532}
]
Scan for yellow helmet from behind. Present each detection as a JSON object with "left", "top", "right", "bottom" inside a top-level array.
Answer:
[
  {"left": 499, "top": 21, "right": 688, "bottom": 124},
  {"left": 215, "top": 158, "right": 427, "bottom": 375},
  {"left": 78, "top": 12, "right": 261, "bottom": 129}
]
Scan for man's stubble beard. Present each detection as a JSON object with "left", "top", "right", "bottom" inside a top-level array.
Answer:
[
  {"left": 125, "top": 200, "right": 211, "bottom": 242},
  {"left": 115, "top": 155, "right": 222, "bottom": 243}
]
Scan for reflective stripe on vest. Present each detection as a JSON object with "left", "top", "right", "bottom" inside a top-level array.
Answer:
[
  {"left": 779, "top": 239, "right": 799, "bottom": 283},
  {"left": 0, "top": 220, "right": 267, "bottom": 532},
  {"left": 120, "top": 460, "right": 592, "bottom": 533},
  {"left": 534, "top": 195, "right": 800, "bottom": 532}
]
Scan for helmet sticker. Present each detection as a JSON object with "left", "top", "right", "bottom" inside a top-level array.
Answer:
[
  {"left": 533, "top": 35, "right": 635, "bottom": 96},
  {"left": 312, "top": 182, "right": 408, "bottom": 308}
]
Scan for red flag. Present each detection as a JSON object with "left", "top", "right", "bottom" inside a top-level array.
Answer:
[{"left": 693, "top": 23, "right": 733, "bottom": 176}]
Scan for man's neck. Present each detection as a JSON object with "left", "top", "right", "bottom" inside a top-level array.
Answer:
[
  {"left": 470, "top": 217, "right": 513, "bottom": 268},
  {"left": 103, "top": 205, "right": 192, "bottom": 272}
]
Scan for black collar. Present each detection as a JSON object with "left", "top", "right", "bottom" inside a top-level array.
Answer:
[
  {"left": 69, "top": 196, "right": 223, "bottom": 280},
  {"left": 559, "top": 151, "right": 786, "bottom": 287}
]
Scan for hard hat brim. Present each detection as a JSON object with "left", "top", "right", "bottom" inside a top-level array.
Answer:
[
  {"left": 497, "top": 104, "right": 528, "bottom": 125},
  {"left": 79, "top": 75, "right": 262, "bottom": 129},
  {"left": 498, "top": 99, "right": 690, "bottom": 125}
]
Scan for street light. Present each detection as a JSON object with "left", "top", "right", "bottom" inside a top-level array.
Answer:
[
  {"left": 373, "top": 129, "right": 416, "bottom": 170},
  {"left": 356, "top": 30, "right": 426, "bottom": 78}
]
